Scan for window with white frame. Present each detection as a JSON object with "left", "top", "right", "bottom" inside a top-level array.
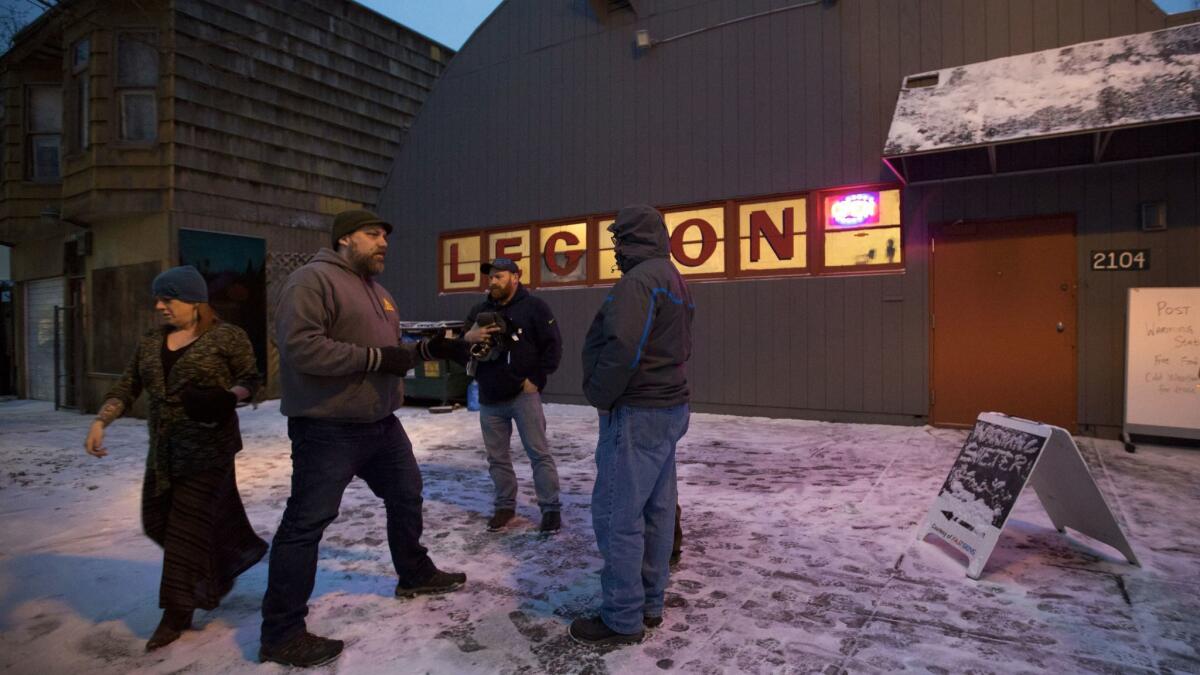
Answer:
[
  {"left": 26, "top": 85, "right": 62, "bottom": 181},
  {"left": 116, "top": 32, "right": 158, "bottom": 142}
]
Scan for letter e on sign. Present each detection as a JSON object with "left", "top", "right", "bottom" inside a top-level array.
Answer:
[{"left": 488, "top": 229, "right": 531, "bottom": 268}]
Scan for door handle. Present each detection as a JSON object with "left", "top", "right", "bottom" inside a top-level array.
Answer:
[{"left": 1056, "top": 322, "right": 1065, "bottom": 333}]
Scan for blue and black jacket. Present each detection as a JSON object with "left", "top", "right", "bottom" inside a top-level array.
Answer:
[{"left": 581, "top": 204, "right": 694, "bottom": 411}]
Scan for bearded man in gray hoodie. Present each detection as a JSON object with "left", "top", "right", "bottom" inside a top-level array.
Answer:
[{"left": 259, "top": 210, "right": 464, "bottom": 668}]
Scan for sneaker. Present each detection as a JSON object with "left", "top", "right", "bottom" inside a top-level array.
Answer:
[
  {"left": 643, "top": 615, "right": 663, "bottom": 629},
  {"left": 395, "top": 568, "right": 467, "bottom": 598},
  {"left": 568, "top": 616, "right": 644, "bottom": 647},
  {"left": 259, "top": 632, "right": 344, "bottom": 667},
  {"left": 539, "top": 511, "right": 562, "bottom": 534},
  {"left": 487, "top": 508, "right": 515, "bottom": 532}
]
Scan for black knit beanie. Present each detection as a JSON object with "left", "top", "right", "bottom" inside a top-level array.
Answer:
[{"left": 331, "top": 209, "right": 393, "bottom": 248}]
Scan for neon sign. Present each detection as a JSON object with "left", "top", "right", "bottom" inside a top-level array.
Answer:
[{"left": 828, "top": 192, "right": 880, "bottom": 228}]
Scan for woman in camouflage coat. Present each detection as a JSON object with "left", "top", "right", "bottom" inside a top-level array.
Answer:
[{"left": 84, "top": 266, "right": 267, "bottom": 652}]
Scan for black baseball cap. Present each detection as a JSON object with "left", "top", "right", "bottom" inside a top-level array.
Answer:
[{"left": 481, "top": 257, "right": 520, "bottom": 274}]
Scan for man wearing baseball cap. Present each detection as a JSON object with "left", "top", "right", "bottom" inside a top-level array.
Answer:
[
  {"left": 458, "top": 256, "right": 564, "bottom": 534},
  {"left": 259, "top": 209, "right": 464, "bottom": 667}
]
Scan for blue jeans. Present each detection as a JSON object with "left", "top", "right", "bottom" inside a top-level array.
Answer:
[
  {"left": 591, "top": 403, "right": 689, "bottom": 634},
  {"left": 479, "top": 392, "right": 560, "bottom": 512},
  {"left": 260, "top": 415, "right": 435, "bottom": 647}
]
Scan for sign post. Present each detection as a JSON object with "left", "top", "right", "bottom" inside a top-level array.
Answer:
[{"left": 917, "top": 412, "right": 1138, "bottom": 579}]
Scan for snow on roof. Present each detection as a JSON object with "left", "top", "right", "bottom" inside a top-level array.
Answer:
[{"left": 883, "top": 21, "right": 1200, "bottom": 157}]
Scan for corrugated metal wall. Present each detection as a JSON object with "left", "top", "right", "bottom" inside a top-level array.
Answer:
[{"left": 376, "top": 0, "right": 1199, "bottom": 430}]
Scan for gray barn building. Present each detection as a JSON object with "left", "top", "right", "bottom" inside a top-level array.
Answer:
[{"left": 377, "top": 0, "right": 1200, "bottom": 438}]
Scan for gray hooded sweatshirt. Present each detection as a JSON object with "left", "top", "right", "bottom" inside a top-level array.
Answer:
[{"left": 275, "top": 248, "right": 418, "bottom": 421}]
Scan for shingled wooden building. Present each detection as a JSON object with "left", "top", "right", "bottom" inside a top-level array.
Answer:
[{"left": 0, "top": 0, "right": 451, "bottom": 406}]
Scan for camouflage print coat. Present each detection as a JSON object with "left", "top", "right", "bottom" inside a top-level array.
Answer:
[{"left": 105, "top": 322, "right": 261, "bottom": 496}]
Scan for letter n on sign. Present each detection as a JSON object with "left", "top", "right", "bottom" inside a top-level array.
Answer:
[{"left": 737, "top": 197, "right": 807, "bottom": 273}]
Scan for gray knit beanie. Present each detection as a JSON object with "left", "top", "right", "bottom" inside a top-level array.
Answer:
[{"left": 151, "top": 265, "right": 209, "bottom": 303}]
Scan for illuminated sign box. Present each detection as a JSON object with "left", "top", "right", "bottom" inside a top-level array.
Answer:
[
  {"left": 738, "top": 197, "right": 807, "bottom": 272},
  {"left": 436, "top": 185, "right": 901, "bottom": 292},
  {"left": 823, "top": 189, "right": 902, "bottom": 269},
  {"left": 441, "top": 234, "right": 482, "bottom": 291},
  {"left": 666, "top": 207, "right": 725, "bottom": 277},
  {"left": 539, "top": 222, "right": 588, "bottom": 284}
]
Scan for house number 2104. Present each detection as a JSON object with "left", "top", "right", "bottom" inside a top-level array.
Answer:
[{"left": 1091, "top": 249, "right": 1149, "bottom": 271}]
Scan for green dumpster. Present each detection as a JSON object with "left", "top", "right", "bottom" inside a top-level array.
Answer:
[{"left": 399, "top": 321, "right": 469, "bottom": 406}]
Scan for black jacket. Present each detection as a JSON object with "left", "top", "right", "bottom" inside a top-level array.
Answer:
[
  {"left": 581, "top": 205, "right": 694, "bottom": 410},
  {"left": 465, "top": 285, "right": 563, "bottom": 404}
]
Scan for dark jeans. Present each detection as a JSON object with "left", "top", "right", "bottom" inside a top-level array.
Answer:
[{"left": 260, "top": 414, "right": 435, "bottom": 647}]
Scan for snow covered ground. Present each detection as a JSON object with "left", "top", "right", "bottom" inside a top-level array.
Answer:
[{"left": 1, "top": 398, "right": 1197, "bottom": 674}]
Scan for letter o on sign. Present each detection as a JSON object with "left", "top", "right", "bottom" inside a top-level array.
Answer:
[{"left": 670, "top": 218, "right": 718, "bottom": 267}]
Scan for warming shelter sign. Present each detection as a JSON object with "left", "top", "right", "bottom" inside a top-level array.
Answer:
[{"left": 923, "top": 416, "right": 1049, "bottom": 571}]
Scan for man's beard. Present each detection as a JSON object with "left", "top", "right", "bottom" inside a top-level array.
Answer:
[
  {"left": 351, "top": 246, "right": 385, "bottom": 276},
  {"left": 489, "top": 280, "right": 516, "bottom": 301}
]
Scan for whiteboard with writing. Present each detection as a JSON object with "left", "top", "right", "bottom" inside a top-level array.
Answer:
[{"left": 1124, "top": 287, "right": 1200, "bottom": 440}]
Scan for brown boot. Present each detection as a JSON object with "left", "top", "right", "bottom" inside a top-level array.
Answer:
[{"left": 146, "top": 609, "right": 193, "bottom": 651}]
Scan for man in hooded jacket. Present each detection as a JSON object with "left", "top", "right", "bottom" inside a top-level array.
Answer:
[{"left": 569, "top": 204, "right": 694, "bottom": 646}]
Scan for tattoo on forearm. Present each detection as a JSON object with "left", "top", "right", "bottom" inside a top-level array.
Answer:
[{"left": 95, "top": 398, "right": 125, "bottom": 425}]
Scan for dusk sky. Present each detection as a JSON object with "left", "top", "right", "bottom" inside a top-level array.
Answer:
[
  {"left": 327, "top": 0, "right": 504, "bottom": 50},
  {"left": 7, "top": 1, "right": 1199, "bottom": 50},
  {"left": 2, "top": 1, "right": 504, "bottom": 51}
]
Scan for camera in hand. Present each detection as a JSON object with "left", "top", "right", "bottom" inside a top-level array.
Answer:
[{"left": 469, "top": 311, "right": 510, "bottom": 362}]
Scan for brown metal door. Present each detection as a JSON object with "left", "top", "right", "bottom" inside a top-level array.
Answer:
[{"left": 931, "top": 216, "right": 1077, "bottom": 430}]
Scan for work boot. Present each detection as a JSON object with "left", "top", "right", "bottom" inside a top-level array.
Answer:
[
  {"left": 395, "top": 567, "right": 467, "bottom": 598},
  {"left": 568, "top": 616, "right": 644, "bottom": 647},
  {"left": 259, "top": 632, "right": 344, "bottom": 667},
  {"left": 539, "top": 511, "right": 562, "bottom": 534},
  {"left": 145, "top": 608, "right": 193, "bottom": 651},
  {"left": 487, "top": 508, "right": 515, "bottom": 532},
  {"left": 643, "top": 615, "right": 663, "bottom": 629}
]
